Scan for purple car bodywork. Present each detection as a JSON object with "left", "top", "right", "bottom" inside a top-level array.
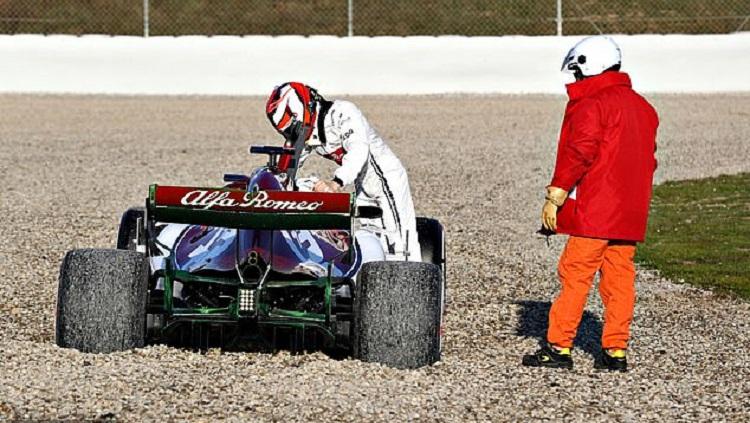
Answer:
[{"left": 170, "top": 168, "right": 360, "bottom": 279}]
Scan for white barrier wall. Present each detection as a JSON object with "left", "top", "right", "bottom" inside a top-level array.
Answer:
[{"left": 0, "top": 33, "right": 748, "bottom": 95}]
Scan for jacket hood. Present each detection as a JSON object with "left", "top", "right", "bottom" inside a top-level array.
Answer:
[{"left": 566, "top": 72, "right": 632, "bottom": 100}]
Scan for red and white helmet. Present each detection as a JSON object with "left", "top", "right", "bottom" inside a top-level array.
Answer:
[{"left": 265, "top": 82, "right": 321, "bottom": 144}]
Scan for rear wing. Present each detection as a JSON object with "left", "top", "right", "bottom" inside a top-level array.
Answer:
[{"left": 148, "top": 185, "right": 354, "bottom": 230}]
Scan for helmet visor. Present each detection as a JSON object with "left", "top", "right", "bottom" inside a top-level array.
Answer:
[
  {"left": 561, "top": 47, "right": 576, "bottom": 72},
  {"left": 279, "top": 119, "right": 302, "bottom": 143}
]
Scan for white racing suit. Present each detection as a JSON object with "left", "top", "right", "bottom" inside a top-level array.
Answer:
[{"left": 300, "top": 100, "right": 422, "bottom": 262}]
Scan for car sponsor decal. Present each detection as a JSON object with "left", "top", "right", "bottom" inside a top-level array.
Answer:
[{"left": 153, "top": 186, "right": 351, "bottom": 214}]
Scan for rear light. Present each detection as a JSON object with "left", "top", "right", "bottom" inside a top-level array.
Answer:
[{"left": 238, "top": 289, "right": 255, "bottom": 312}]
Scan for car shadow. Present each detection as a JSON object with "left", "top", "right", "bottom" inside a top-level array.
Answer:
[{"left": 515, "top": 300, "right": 603, "bottom": 357}]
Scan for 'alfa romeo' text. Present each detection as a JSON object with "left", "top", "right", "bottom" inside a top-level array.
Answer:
[{"left": 180, "top": 190, "right": 324, "bottom": 211}]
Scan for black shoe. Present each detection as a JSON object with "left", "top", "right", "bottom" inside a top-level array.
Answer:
[
  {"left": 522, "top": 343, "right": 573, "bottom": 369},
  {"left": 594, "top": 349, "right": 628, "bottom": 372}
]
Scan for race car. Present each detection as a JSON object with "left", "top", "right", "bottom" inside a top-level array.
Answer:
[{"left": 56, "top": 146, "right": 445, "bottom": 369}]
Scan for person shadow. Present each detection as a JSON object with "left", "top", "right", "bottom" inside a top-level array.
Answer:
[{"left": 515, "top": 300, "right": 603, "bottom": 357}]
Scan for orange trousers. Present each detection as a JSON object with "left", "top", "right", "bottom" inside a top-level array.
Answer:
[{"left": 547, "top": 236, "right": 636, "bottom": 350}]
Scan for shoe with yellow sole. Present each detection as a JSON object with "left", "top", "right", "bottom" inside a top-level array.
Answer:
[
  {"left": 522, "top": 343, "right": 573, "bottom": 369},
  {"left": 594, "top": 348, "right": 628, "bottom": 372}
]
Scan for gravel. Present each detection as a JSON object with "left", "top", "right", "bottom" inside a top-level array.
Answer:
[{"left": 0, "top": 93, "right": 749, "bottom": 421}]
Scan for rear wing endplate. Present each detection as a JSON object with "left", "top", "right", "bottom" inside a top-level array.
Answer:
[{"left": 148, "top": 185, "right": 353, "bottom": 230}]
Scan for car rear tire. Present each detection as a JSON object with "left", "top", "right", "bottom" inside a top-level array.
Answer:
[
  {"left": 353, "top": 261, "right": 443, "bottom": 369},
  {"left": 56, "top": 248, "right": 149, "bottom": 353},
  {"left": 116, "top": 207, "right": 144, "bottom": 250}
]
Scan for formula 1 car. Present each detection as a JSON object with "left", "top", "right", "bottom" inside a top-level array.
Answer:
[{"left": 56, "top": 146, "right": 445, "bottom": 369}]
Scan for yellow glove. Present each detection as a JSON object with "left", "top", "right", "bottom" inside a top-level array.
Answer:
[{"left": 541, "top": 186, "right": 568, "bottom": 232}]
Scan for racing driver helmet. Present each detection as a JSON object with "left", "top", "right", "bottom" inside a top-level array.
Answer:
[
  {"left": 561, "top": 35, "right": 622, "bottom": 81},
  {"left": 266, "top": 82, "right": 323, "bottom": 145}
]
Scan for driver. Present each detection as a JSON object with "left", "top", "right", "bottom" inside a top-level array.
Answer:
[{"left": 265, "top": 82, "right": 421, "bottom": 262}]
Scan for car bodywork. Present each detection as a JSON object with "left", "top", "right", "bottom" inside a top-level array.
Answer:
[{"left": 140, "top": 147, "right": 378, "bottom": 350}]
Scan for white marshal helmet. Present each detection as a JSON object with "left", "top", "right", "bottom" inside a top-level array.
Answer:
[{"left": 561, "top": 36, "right": 622, "bottom": 79}]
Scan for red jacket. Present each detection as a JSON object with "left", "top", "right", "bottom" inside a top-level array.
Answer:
[{"left": 552, "top": 72, "right": 658, "bottom": 242}]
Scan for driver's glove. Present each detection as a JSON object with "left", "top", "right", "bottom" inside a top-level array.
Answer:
[{"left": 314, "top": 179, "right": 343, "bottom": 193}]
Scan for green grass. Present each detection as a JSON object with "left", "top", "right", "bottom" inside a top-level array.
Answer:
[
  {"left": 0, "top": 0, "right": 748, "bottom": 36},
  {"left": 636, "top": 173, "right": 750, "bottom": 299}
]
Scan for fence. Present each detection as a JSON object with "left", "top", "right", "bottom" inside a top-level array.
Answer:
[{"left": 1, "top": 1, "right": 748, "bottom": 37}]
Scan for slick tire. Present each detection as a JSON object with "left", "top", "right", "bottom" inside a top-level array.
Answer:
[
  {"left": 116, "top": 207, "right": 144, "bottom": 251},
  {"left": 56, "top": 249, "right": 149, "bottom": 353},
  {"left": 353, "top": 261, "right": 443, "bottom": 369}
]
